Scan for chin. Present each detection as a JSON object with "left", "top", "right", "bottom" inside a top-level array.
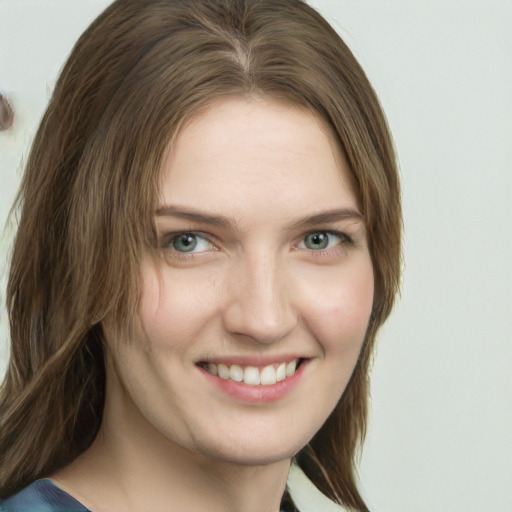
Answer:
[
  {"left": 203, "top": 443, "right": 300, "bottom": 467},
  {"left": 187, "top": 421, "right": 318, "bottom": 467}
]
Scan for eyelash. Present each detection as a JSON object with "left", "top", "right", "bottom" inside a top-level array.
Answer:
[{"left": 159, "top": 230, "right": 353, "bottom": 260}]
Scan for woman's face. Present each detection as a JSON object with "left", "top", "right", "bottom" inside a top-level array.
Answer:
[{"left": 104, "top": 97, "right": 374, "bottom": 466}]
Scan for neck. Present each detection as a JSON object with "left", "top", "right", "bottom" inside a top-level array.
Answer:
[
  {"left": 52, "top": 382, "right": 291, "bottom": 512},
  {"left": 83, "top": 432, "right": 290, "bottom": 512}
]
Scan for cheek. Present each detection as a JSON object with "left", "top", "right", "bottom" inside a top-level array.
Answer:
[
  {"left": 301, "top": 262, "right": 374, "bottom": 354},
  {"left": 137, "top": 263, "right": 220, "bottom": 345}
]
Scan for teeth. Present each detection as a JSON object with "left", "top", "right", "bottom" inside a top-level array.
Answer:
[
  {"left": 286, "top": 360, "right": 297, "bottom": 377},
  {"left": 202, "top": 359, "right": 301, "bottom": 386},
  {"left": 276, "top": 362, "right": 287, "bottom": 382},
  {"left": 218, "top": 363, "right": 230, "bottom": 380},
  {"left": 229, "top": 364, "right": 243, "bottom": 382},
  {"left": 244, "top": 366, "right": 260, "bottom": 385},
  {"left": 260, "top": 365, "right": 277, "bottom": 385},
  {"left": 206, "top": 363, "right": 218, "bottom": 376}
]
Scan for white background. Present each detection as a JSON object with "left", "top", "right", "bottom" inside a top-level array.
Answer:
[{"left": 1, "top": 1, "right": 511, "bottom": 511}]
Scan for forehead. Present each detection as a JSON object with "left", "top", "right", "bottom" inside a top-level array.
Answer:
[{"left": 158, "top": 97, "right": 358, "bottom": 221}]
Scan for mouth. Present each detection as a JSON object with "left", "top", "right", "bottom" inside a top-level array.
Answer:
[{"left": 197, "top": 358, "right": 307, "bottom": 386}]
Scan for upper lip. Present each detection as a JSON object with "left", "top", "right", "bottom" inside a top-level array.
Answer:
[{"left": 196, "top": 355, "right": 309, "bottom": 367}]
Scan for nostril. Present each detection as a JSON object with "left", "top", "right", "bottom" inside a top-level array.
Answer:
[{"left": 0, "top": 94, "right": 14, "bottom": 131}]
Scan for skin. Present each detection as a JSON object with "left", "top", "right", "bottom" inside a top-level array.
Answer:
[{"left": 52, "top": 97, "right": 374, "bottom": 512}]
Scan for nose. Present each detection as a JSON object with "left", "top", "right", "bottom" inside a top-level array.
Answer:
[{"left": 221, "top": 251, "right": 298, "bottom": 345}]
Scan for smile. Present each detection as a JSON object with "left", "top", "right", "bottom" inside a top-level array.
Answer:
[{"left": 199, "top": 359, "right": 304, "bottom": 386}]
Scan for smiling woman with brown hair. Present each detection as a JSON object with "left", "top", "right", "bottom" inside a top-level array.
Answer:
[{"left": 0, "top": 1, "right": 401, "bottom": 511}]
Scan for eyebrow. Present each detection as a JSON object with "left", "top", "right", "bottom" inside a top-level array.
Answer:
[
  {"left": 155, "top": 205, "right": 363, "bottom": 230},
  {"left": 155, "top": 205, "right": 236, "bottom": 228},
  {"left": 286, "top": 208, "right": 363, "bottom": 231}
]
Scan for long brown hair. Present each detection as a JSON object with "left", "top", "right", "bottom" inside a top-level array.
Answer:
[{"left": 0, "top": 1, "right": 401, "bottom": 509}]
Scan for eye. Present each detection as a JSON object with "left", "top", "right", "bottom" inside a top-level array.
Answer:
[
  {"left": 166, "top": 233, "right": 213, "bottom": 253},
  {"left": 299, "top": 231, "right": 346, "bottom": 251}
]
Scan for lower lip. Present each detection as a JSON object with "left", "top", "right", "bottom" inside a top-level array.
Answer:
[{"left": 198, "top": 361, "right": 307, "bottom": 404}]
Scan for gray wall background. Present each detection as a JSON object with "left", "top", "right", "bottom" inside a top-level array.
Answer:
[{"left": 1, "top": 1, "right": 511, "bottom": 511}]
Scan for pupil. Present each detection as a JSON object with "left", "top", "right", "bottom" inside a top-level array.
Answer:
[
  {"left": 307, "top": 232, "right": 328, "bottom": 249},
  {"left": 174, "top": 234, "right": 197, "bottom": 252}
]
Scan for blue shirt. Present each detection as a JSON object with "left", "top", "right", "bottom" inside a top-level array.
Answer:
[
  {"left": 0, "top": 480, "right": 90, "bottom": 512},
  {"left": 1, "top": 479, "right": 298, "bottom": 511}
]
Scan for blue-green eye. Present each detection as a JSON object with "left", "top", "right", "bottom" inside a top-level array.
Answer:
[
  {"left": 170, "top": 233, "right": 212, "bottom": 253},
  {"left": 300, "top": 231, "right": 344, "bottom": 250}
]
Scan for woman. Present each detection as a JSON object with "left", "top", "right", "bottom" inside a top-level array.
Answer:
[{"left": 0, "top": 0, "right": 401, "bottom": 511}]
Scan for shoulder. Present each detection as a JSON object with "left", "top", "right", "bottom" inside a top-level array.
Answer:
[{"left": 0, "top": 480, "right": 90, "bottom": 512}]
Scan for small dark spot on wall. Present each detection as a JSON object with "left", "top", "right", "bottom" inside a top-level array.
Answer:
[{"left": 0, "top": 94, "right": 14, "bottom": 131}]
